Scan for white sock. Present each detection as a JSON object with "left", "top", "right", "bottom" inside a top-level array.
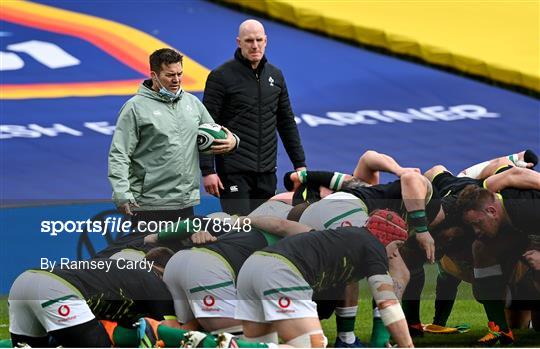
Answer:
[{"left": 373, "top": 306, "right": 381, "bottom": 318}]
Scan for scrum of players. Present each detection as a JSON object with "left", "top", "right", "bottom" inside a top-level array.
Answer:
[{"left": 6, "top": 149, "right": 539, "bottom": 348}]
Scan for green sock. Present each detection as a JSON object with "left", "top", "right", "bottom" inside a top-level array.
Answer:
[
  {"left": 112, "top": 326, "right": 140, "bottom": 347},
  {"left": 157, "top": 325, "right": 271, "bottom": 348},
  {"left": 336, "top": 315, "right": 356, "bottom": 333},
  {"left": 0, "top": 339, "right": 12, "bottom": 348},
  {"left": 335, "top": 306, "right": 357, "bottom": 343},
  {"left": 157, "top": 325, "right": 192, "bottom": 347},
  {"left": 370, "top": 317, "right": 391, "bottom": 347},
  {"left": 235, "top": 338, "right": 269, "bottom": 348}
]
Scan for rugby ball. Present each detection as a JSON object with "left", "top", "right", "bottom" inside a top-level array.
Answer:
[{"left": 197, "top": 123, "right": 227, "bottom": 153}]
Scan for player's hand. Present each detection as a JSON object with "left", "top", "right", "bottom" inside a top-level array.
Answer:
[
  {"left": 191, "top": 230, "right": 217, "bottom": 245},
  {"left": 203, "top": 174, "right": 223, "bottom": 197},
  {"left": 416, "top": 231, "right": 435, "bottom": 263},
  {"left": 118, "top": 201, "right": 139, "bottom": 216},
  {"left": 144, "top": 233, "right": 158, "bottom": 245},
  {"left": 523, "top": 250, "right": 540, "bottom": 270},
  {"left": 211, "top": 127, "right": 236, "bottom": 154}
]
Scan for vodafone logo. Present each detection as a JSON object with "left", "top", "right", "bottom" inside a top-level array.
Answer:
[
  {"left": 340, "top": 221, "right": 352, "bottom": 227},
  {"left": 58, "top": 305, "right": 70, "bottom": 317},
  {"left": 278, "top": 297, "right": 291, "bottom": 309},
  {"left": 203, "top": 295, "right": 215, "bottom": 307}
]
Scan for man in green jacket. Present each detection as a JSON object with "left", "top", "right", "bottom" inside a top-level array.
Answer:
[{"left": 108, "top": 48, "right": 237, "bottom": 229}]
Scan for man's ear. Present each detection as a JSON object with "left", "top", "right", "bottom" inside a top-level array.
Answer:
[{"left": 485, "top": 205, "right": 497, "bottom": 215}]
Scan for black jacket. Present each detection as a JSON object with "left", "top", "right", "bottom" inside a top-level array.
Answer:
[{"left": 200, "top": 49, "right": 306, "bottom": 175}]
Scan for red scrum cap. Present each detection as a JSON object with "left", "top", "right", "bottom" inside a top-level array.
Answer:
[{"left": 365, "top": 209, "right": 408, "bottom": 246}]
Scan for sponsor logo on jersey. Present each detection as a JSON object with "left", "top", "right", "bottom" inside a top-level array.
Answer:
[
  {"left": 202, "top": 295, "right": 220, "bottom": 312},
  {"left": 58, "top": 304, "right": 70, "bottom": 316},
  {"left": 277, "top": 296, "right": 295, "bottom": 313},
  {"left": 203, "top": 295, "right": 215, "bottom": 307},
  {"left": 56, "top": 304, "right": 77, "bottom": 322}
]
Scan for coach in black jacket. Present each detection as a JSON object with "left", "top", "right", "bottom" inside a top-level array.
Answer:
[{"left": 201, "top": 19, "right": 306, "bottom": 215}]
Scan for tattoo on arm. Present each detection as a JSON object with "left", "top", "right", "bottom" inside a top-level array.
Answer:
[{"left": 393, "top": 279, "right": 406, "bottom": 300}]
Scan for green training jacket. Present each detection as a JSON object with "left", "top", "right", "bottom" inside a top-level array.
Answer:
[{"left": 108, "top": 81, "right": 214, "bottom": 210}]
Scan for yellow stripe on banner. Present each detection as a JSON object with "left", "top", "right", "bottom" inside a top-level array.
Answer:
[
  {"left": 222, "top": 0, "right": 540, "bottom": 92},
  {"left": 0, "top": 81, "right": 141, "bottom": 100}
]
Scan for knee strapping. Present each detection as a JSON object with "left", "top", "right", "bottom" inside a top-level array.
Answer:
[
  {"left": 286, "top": 330, "right": 327, "bottom": 348},
  {"left": 379, "top": 301, "right": 406, "bottom": 326}
]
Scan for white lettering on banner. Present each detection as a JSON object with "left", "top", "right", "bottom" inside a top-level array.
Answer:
[
  {"left": 84, "top": 122, "right": 115, "bottom": 135},
  {"left": 326, "top": 112, "right": 377, "bottom": 125},
  {"left": 0, "top": 52, "right": 24, "bottom": 71},
  {"left": 5, "top": 40, "right": 80, "bottom": 70},
  {"left": 297, "top": 104, "right": 500, "bottom": 127},
  {"left": 28, "top": 124, "right": 82, "bottom": 137},
  {"left": 302, "top": 113, "right": 345, "bottom": 127},
  {"left": 0, "top": 104, "right": 500, "bottom": 140},
  {"left": 0, "top": 125, "right": 41, "bottom": 139}
]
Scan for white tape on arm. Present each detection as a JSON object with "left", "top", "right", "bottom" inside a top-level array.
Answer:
[{"left": 367, "top": 274, "right": 398, "bottom": 303}]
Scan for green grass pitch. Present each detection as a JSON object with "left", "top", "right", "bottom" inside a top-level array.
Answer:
[{"left": 1, "top": 265, "right": 539, "bottom": 346}]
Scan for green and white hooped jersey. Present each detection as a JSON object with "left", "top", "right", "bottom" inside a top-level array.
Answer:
[{"left": 299, "top": 192, "right": 369, "bottom": 230}]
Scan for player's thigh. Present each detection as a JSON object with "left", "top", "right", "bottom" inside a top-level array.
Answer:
[
  {"left": 242, "top": 320, "right": 276, "bottom": 339},
  {"left": 273, "top": 317, "right": 323, "bottom": 343},
  {"left": 8, "top": 272, "right": 45, "bottom": 338}
]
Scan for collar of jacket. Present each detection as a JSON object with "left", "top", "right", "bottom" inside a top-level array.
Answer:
[
  {"left": 234, "top": 48, "right": 267, "bottom": 75},
  {"left": 140, "top": 79, "right": 183, "bottom": 103}
]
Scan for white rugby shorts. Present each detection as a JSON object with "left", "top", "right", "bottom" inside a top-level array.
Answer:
[
  {"left": 9, "top": 270, "right": 94, "bottom": 336},
  {"left": 235, "top": 253, "right": 317, "bottom": 322},
  {"left": 299, "top": 192, "right": 368, "bottom": 230},
  {"left": 163, "top": 249, "right": 237, "bottom": 323}
]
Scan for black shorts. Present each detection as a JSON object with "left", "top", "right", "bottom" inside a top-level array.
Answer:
[{"left": 431, "top": 171, "right": 482, "bottom": 198}]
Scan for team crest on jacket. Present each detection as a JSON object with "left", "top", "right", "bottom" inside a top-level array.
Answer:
[{"left": 268, "top": 76, "right": 274, "bottom": 86}]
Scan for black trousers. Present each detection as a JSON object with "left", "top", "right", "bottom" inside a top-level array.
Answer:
[{"left": 219, "top": 172, "right": 277, "bottom": 216}]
